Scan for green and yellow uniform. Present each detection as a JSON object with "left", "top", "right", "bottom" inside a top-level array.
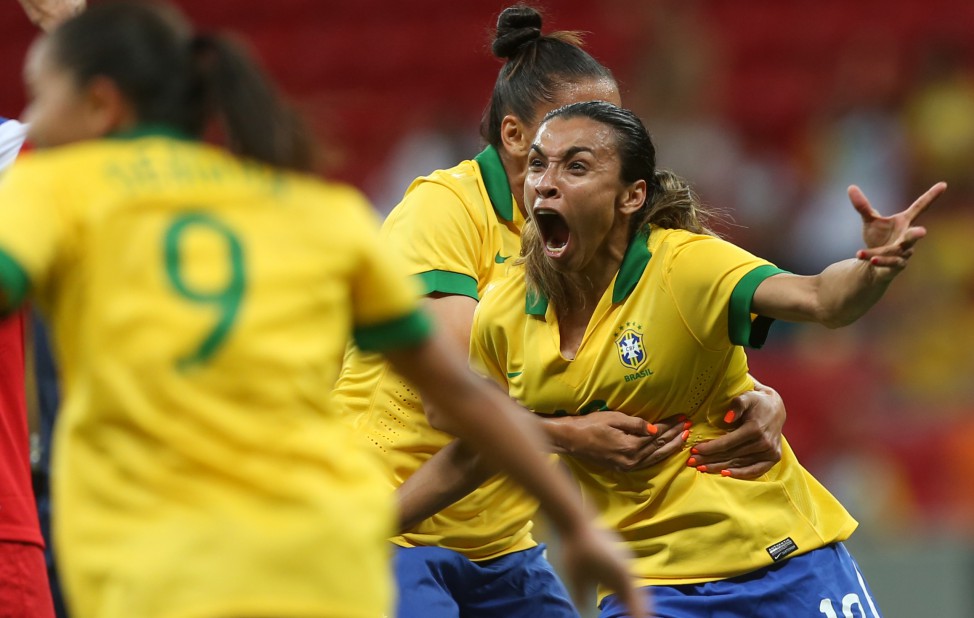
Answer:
[
  {"left": 470, "top": 226, "right": 858, "bottom": 593},
  {"left": 334, "top": 146, "right": 539, "bottom": 560},
  {"left": 0, "top": 130, "right": 430, "bottom": 618}
]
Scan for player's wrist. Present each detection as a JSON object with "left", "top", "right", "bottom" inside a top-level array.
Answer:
[{"left": 540, "top": 416, "right": 578, "bottom": 455}]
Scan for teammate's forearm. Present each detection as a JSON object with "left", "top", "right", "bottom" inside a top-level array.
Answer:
[
  {"left": 387, "top": 337, "right": 591, "bottom": 538},
  {"left": 397, "top": 439, "right": 493, "bottom": 533}
]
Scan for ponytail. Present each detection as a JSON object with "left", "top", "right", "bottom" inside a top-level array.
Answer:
[
  {"left": 634, "top": 169, "right": 717, "bottom": 237},
  {"left": 482, "top": 5, "right": 615, "bottom": 147},
  {"left": 189, "top": 34, "right": 313, "bottom": 171},
  {"left": 49, "top": 1, "right": 313, "bottom": 172}
]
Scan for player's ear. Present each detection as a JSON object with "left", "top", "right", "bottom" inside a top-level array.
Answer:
[
  {"left": 618, "top": 179, "right": 647, "bottom": 215},
  {"left": 81, "top": 76, "right": 138, "bottom": 137},
  {"left": 499, "top": 114, "right": 532, "bottom": 158}
]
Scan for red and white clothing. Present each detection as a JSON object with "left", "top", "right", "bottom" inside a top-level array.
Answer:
[{"left": 0, "top": 116, "right": 54, "bottom": 617}]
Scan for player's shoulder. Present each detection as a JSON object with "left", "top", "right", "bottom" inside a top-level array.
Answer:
[
  {"left": 10, "top": 138, "right": 126, "bottom": 171},
  {"left": 281, "top": 175, "right": 379, "bottom": 238},
  {"left": 299, "top": 175, "right": 372, "bottom": 209},
  {"left": 478, "top": 265, "right": 527, "bottom": 314},
  {"left": 651, "top": 226, "right": 713, "bottom": 248},
  {"left": 651, "top": 226, "right": 730, "bottom": 261},
  {"left": 0, "top": 118, "right": 27, "bottom": 172},
  {"left": 418, "top": 157, "right": 482, "bottom": 193},
  {"left": 0, "top": 117, "right": 26, "bottom": 143},
  {"left": 394, "top": 157, "right": 488, "bottom": 215}
]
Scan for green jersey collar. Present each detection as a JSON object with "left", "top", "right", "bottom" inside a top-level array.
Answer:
[
  {"left": 474, "top": 145, "right": 515, "bottom": 222},
  {"left": 526, "top": 288, "right": 549, "bottom": 316},
  {"left": 613, "top": 227, "right": 652, "bottom": 303},
  {"left": 107, "top": 124, "right": 193, "bottom": 141},
  {"left": 525, "top": 227, "right": 652, "bottom": 316}
]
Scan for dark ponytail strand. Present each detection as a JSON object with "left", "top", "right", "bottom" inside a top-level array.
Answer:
[
  {"left": 49, "top": 1, "right": 313, "bottom": 172},
  {"left": 633, "top": 169, "right": 717, "bottom": 237},
  {"left": 189, "top": 34, "right": 313, "bottom": 172}
]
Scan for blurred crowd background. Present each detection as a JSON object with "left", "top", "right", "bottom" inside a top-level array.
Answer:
[{"left": 1, "top": 0, "right": 972, "bottom": 615}]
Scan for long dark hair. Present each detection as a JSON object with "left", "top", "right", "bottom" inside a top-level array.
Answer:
[
  {"left": 522, "top": 101, "right": 719, "bottom": 311},
  {"left": 48, "top": 1, "right": 313, "bottom": 171},
  {"left": 481, "top": 5, "right": 616, "bottom": 147}
]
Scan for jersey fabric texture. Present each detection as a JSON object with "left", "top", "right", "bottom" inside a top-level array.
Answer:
[
  {"left": 334, "top": 145, "right": 540, "bottom": 561},
  {"left": 393, "top": 544, "right": 578, "bottom": 618},
  {"left": 0, "top": 129, "right": 431, "bottom": 618},
  {"left": 470, "top": 226, "right": 859, "bottom": 595},
  {"left": 599, "top": 543, "right": 881, "bottom": 618},
  {"left": 0, "top": 540, "right": 56, "bottom": 618}
]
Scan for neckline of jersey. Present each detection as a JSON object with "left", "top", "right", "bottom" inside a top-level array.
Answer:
[
  {"left": 526, "top": 227, "right": 653, "bottom": 315},
  {"left": 473, "top": 144, "right": 515, "bottom": 222},
  {"left": 107, "top": 124, "right": 194, "bottom": 141}
]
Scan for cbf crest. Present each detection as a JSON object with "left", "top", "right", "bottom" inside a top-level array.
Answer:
[{"left": 614, "top": 322, "right": 647, "bottom": 370}]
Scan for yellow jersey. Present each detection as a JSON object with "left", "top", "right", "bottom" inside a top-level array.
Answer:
[
  {"left": 470, "top": 226, "right": 858, "bottom": 591},
  {"left": 334, "top": 146, "right": 539, "bottom": 560},
  {"left": 0, "top": 129, "right": 431, "bottom": 618}
]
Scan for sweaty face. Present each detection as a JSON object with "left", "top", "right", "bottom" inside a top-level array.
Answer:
[
  {"left": 23, "top": 39, "right": 105, "bottom": 148},
  {"left": 525, "top": 115, "right": 632, "bottom": 274}
]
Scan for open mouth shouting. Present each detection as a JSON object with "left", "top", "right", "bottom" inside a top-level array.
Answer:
[{"left": 534, "top": 208, "right": 571, "bottom": 259}]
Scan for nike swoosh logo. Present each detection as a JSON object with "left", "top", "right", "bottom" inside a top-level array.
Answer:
[
  {"left": 494, "top": 251, "right": 511, "bottom": 264},
  {"left": 506, "top": 371, "right": 523, "bottom": 379}
]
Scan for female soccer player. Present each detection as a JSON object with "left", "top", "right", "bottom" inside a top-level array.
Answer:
[
  {"left": 0, "top": 4, "right": 645, "bottom": 617},
  {"left": 469, "top": 100, "right": 945, "bottom": 617},
  {"left": 335, "top": 5, "right": 787, "bottom": 617}
]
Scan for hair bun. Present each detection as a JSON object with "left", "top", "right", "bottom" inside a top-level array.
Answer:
[{"left": 492, "top": 5, "right": 543, "bottom": 59}]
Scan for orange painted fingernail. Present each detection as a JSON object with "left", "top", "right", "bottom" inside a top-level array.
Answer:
[
  {"left": 696, "top": 465, "right": 707, "bottom": 472},
  {"left": 687, "top": 457, "right": 697, "bottom": 466},
  {"left": 870, "top": 257, "right": 880, "bottom": 265},
  {"left": 647, "top": 423, "right": 659, "bottom": 435},
  {"left": 857, "top": 250, "right": 867, "bottom": 259},
  {"left": 681, "top": 430, "right": 690, "bottom": 440},
  {"left": 683, "top": 421, "right": 692, "bottom": 430},
  {"left": 721, "top": 469, "right": 733, "bottom": 477},
  {"left": 724, "top": 410, "right": 737, "bottom": 424},
  {"left": 691, "top": 447, "right": 700, "bottom": 455}
]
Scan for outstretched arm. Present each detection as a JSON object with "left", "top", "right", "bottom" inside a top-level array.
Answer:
[
  {"left": 397, "top": 439, "right": 492, "bottom": 532},
  {"left": 752, "top": 182, "right": 946, "bottom": 327}
]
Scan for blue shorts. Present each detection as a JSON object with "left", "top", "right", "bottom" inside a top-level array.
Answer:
[
  {"left": 393, "top": 543, "right": 579, "bottom": 618},
  {"left": 600, "top": 543, "right": 881, "bottom": 618}
]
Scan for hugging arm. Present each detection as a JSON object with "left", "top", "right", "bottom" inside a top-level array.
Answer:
[{"left": 385, "top": 333, "right": 645, "bottom": 617}]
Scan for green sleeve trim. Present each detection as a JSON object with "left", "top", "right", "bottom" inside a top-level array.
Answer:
[
  {"left": 415, "top": 270, "right": 479, "bottom": 300},
  {"left": 0, "top": 247, "right": 30, "bottom": 311},
  {"left": 728, "top": 264, "right": 790, "bottom": 348},
  {"left": 354, "top": 309, "right": 433, "bottom": 352}
]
